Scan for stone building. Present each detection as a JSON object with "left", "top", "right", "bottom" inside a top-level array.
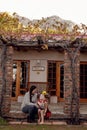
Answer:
[{"left": 0, "top": 34, "right": 87, "bottom": 124}]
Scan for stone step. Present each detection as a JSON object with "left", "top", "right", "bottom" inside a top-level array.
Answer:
[
  {"left": 8, "top": 110, "right": 65, "bottom": 122},
  {"left": 9, "top": 101, "right": 65, "bottom": 121},
  {"left": 11, "top": 102, "right": 22, "bottom": 111},
  {"left": 10, "top": 101, "right": 64, "bottom": 114},
  {"left": 7, "top": 101, "right": 87, "bottom": 122},
  {"left": 8, "top": 121, "right": 67, "bottom": 125},
  {"left": 11, "top": 101, "right": 64, "bottom": 108}
]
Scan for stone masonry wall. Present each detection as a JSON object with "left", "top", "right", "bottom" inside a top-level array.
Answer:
[
  {"left": 0, "top": 47, "right": 3, "bottom": 113},
  {"left": 1, "top": 46, "right": 13, "bottom": 116},
  {"left": 64, "top": 49, "right": 80, "bottom": 117}
]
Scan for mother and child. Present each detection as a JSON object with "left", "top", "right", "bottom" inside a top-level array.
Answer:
[{"left": 21, "top": 85, "right": 51, "bottom": 124}]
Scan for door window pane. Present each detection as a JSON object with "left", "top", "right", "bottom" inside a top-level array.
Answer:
[
  {"left": 48, "top": 61, "right": 56, "bottom": 95},
  {"left": 12, "top": 63, "right": 17, "bottom": 97},
  {"left": 20, "top": 61, "right": 29, "bottom": 95},
  {"left": 60, "top": 63, "right": 64, "bottom": 98}
]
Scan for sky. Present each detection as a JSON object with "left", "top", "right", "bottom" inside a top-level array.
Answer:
[{"left": 0, "top": 0, "right": 87, "bottom": 25}]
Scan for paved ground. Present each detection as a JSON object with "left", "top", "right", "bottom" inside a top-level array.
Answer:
[{"left": 8, "top": 121, "right": 67, "bottom": 125}]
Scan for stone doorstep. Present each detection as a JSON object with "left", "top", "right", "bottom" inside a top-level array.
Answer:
[
  {"left": 9, "top": 111, "right": 66, "bottom": 121},
  {"left": 9, "top": 108, "right": 66, "bottom": 125},
  {"left": 81, "top": 122, "right": 87, "bottom": 125},
  {"left": 9, "top": 110, "right": 66, "bottom": 121},
  {"left": 8, "top": 121, "right": 67, "bottom": 125},
  {"left": 10, "top": 110, "right": 64, "bottom": 115}
]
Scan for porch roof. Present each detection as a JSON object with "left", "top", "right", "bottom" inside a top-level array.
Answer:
[
  {"left": 12, "top": 35, "right": 87, "bottom": 52},
  {"left": 0, "top": 34, "right": 87, "bottom": 52}
]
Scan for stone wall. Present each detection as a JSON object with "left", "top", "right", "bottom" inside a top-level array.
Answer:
[
  {"left": 64, "top": 49, "right": 80, "bottom": 118},
  {"left": 0, "top": 44, "right": 81, "bottom": 120},
  {"left": 1, "top": 46, "right": 13, "bottom": 116},
  {"left": 0, "top": 47, "right": 3, "bottom": 115}
]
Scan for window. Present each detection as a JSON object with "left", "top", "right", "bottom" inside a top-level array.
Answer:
[
  {"left": 48, "top": 61, "right": 56, "bottom": 95},
  {"left": 80, "top": 63, "right": 87, "bottom": 98}
]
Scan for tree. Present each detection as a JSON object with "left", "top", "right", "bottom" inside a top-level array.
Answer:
[{"left": 62, "top": 38, "right": 85, "bottom": 125}]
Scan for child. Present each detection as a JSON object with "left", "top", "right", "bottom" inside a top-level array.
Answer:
[{"left": 37, "top": 91, "right": 50, "bottom": 124}]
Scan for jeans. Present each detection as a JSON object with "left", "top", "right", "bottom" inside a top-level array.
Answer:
[{"left": 22, "top": 105, "right": 38, "bottom": 122}]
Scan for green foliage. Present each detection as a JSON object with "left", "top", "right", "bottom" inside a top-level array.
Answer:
[
  {"left": 0, "top": 12, "right": 23, "bottom": 38},
  {"left": 0, "top": 117, "right": 8, "bottom": 125},
  {"left": 0, "top": 124, "right": 87, "bottom": 130},
  {"left": 0, "top": 12, "right": 87, "bottom": 44}
]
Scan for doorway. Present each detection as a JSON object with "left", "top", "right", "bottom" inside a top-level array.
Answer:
[
  {"left": 12, "top": 60, "right": 30, "bottom": 100},
  {"left": 47, "top": 61, "right": 64, "bottom": 102}
]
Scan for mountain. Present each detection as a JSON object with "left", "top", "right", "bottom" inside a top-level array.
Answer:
[{"left": 13, "top": 13, "right": 75, "bottom": 31}]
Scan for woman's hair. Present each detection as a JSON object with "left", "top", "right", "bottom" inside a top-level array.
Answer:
[{"left": 30, "top": 85, "right": 37, "bottom": 102}]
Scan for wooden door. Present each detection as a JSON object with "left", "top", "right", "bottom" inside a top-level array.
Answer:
[
  {"left": 12, "top": 60, "right": 30, "bottom": 100},
  {"left": 48, "top": 61, "right": 64, "bottom": 101}
]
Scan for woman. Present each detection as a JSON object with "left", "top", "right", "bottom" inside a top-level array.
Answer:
[{"left": 21, "top": 85, "right": 38, "bottom": 123}]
